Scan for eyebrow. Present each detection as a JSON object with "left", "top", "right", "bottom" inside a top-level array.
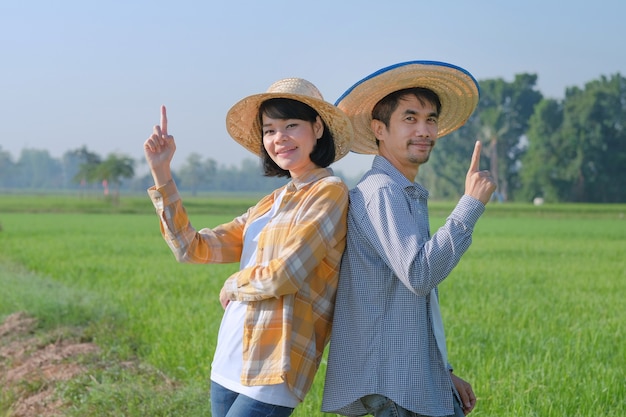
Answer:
[
  {"left": 403, "top": 109, "right": 439, "bottom": 117},
  {"left": 262, "top": 118, "right": 296, "bottom": 128}
]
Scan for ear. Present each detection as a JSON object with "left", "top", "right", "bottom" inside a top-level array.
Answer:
[
  {"left": 371, "top": 118, "right": 385, "bottom": 141},
  {"left": 314, "top": 116, "right": 324, "bottom": 139}
]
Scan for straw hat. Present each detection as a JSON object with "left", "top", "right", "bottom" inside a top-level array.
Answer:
[
  {"left": 226, "top": 78, "right": 353, "bottom": 162},
  {"left": 335, "top": 60, "right": 480, "bottom": 154}
]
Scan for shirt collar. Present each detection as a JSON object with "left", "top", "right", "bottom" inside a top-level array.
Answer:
[
  {"left": 288, "top": 167, "right": 334, "bottom": 191},
  {"left": 371, "top": 155, "right": 429, "bottom": 200}
]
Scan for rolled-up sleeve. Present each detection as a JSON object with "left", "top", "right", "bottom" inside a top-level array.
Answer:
[{"left": 148, "top": 180, "right": 245, "bottom": 264}]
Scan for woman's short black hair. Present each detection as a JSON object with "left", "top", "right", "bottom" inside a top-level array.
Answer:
[{"left": 258, "top": 98, "right": 336, "bottom": 178}]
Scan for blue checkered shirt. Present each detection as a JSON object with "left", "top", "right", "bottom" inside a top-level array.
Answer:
[{"left": 322, "top": 156, "right": 485, "bottom": 416}]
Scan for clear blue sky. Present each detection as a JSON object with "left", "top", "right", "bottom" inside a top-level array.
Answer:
[{"left": 2, "top": 0, "right": 624, "bottom": 176}]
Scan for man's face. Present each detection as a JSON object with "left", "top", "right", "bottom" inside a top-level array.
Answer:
[{"left": 373, "top": 94, "right": 439, "bottom": 177}]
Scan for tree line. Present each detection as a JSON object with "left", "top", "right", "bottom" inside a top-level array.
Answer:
[
  {"left": 419, "top": 72, "right": 625, "bottom": 203},
  {"left": 0, "top": 145, "right": 291, "bottom": 199},
  {"left": 1, "top": 72, "right": 625, "bottom": 203}
]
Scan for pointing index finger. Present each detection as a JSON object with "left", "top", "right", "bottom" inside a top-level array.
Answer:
[
  {"left": 160, "top": 105, "right": 168, "bottom": 136},
  {"left": 468, "top": 140, "right": 482, "bottom": 173}
]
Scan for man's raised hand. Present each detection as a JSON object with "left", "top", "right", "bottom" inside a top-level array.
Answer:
[{"left": 464, "top": 141, "right": 496, "bottom": 205}]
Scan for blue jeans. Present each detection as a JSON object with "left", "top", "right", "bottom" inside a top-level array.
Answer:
[
  {"left": 210, "top": 381, "right": 295, "bottom": 417},
  {"left": 360, "top": 394, "right": 465, "bottom": 417}
]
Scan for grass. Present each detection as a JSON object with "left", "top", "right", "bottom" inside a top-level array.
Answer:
[
  {"left": 1, "top": 194, "right": 625, "bottom": 416},
  {"left": 438, "top": 216, "right": 624, "bottom": 416}
]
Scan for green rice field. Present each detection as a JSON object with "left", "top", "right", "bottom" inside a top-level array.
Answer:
[{"left": 1, "top": 194, "right": 624, "bottom": 416}]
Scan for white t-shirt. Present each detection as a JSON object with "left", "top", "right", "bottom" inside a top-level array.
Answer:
[{"left": 211, "top": 189, "right": 300, "bottom": 407}]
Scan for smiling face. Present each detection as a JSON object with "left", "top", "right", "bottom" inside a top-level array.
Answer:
[
  {"left": 261, "top": 114, "right": 323, "bottom": 178},
  {"left": 372, "top": 93, "right": 439, "bottom": 180}
]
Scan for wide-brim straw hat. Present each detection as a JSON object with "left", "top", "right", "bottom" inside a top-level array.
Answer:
[
  {"left": 226, "top": 78, "right": 353, "bottom": 162},
  {"left": 335, "top": 60, "right": 480, "bottom": 155}
]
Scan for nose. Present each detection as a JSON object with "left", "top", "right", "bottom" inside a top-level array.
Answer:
[
  {"left": 414, "top": 120, "right": 430, "bottom": 137},
  {"left": 274, "top": 129, "right": 288, "bottom": 143}
]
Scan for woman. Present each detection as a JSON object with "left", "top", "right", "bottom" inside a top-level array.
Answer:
[{"left": 143, "top": 78, "right": 353, "bottom": 417}]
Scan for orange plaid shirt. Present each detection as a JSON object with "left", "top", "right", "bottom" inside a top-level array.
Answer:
[{"left": 148, "top": 167, "right": 348, "bottom": 400}]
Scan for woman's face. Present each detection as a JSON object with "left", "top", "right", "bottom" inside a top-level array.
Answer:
[{"left": 261, "top": 114, "right": 323, "bottom": 178}]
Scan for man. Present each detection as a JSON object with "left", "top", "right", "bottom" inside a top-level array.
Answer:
[{"left": 322, "top": 61, "right": 497, "bottom": 417}]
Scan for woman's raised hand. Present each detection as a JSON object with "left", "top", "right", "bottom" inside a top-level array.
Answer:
[{"left": 144, "top": 105, "right": 177, "bottom": 170}]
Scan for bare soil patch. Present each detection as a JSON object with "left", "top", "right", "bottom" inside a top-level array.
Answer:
[{"left": 0, "top": 312, "right": 99, "bottom": 417}]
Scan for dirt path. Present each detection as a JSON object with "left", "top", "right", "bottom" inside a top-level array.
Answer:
[{"left": 0, "top": 312, "right": 99, "bottom": 417}]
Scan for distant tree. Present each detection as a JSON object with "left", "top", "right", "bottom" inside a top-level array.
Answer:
[
  {"left": 177, "top": 153, "right": 217, "bottom": 195},
  {"left": 14, "top": 149, "right": 62, "bottom": 188},
  {"left": 521, "top": 73, "right": 626, "bottom": 202},
  {"left": 72, "top": 146, "right": 102, "bottom": 190},
  {"left": 477, "top": 74, "right": 543, "bottom": 201},
  {"left": 96, "top": 153, "right": 135, "bottom": 202},
  {"left": 518, "top": 99, "right": 564, "bottom": 202},
  {"left": 60, "top": 150, "right": 85, "bottom": 189},
  {"left": 0, "top": 147, "right": 15, "bottom": 188},
  {"left": 211, "top": 158, "right": 287, "bottom": 192},
  {"left": 236, "top": 158, "right": 287, "bottom": 191}
]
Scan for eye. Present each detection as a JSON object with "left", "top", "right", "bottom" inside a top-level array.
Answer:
[
  {"left": 286, "top": 122, "right": 298, "bottom": 129},
  {"left": 263, "top": 129, "right": 275, "bottom": 136},
  {"left": 427, "top": 116, "right": 438, "bottom": 124}
]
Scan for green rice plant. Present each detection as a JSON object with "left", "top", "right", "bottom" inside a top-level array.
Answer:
[
  {"left": 437, "top": 216, "right": 625, "bottom": 416},
  {"left": 0, "top": 212, "right": 237, "bottom": 378},
  {"left": 0, "top": 201, "right": 624, "bottom": 416},
  {"left": 61, "top": 361, "right": 212, "bottom": 417},
  {"left": 0, "top": 192, "right": 261, "bottom": 215},
  {"left": 0, "top": 260, "right": 111, "bottom": 330}
]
